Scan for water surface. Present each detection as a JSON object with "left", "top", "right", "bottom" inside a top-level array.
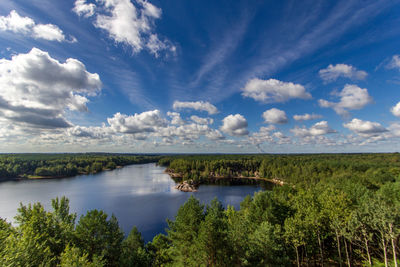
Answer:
[{"left": 0, "top": 163, "right": 261, "bottom": 241}]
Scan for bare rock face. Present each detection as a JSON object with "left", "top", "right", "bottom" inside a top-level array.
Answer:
[
  {"left": 271, "top": 178, "right": 285, "bottom": 185},
  {"left": 175, "top": 181, "right": 198, "bottom": 192}
]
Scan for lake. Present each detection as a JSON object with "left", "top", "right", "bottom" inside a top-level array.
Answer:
[{"left": 0, "top": 163, "right": 262, "bottom": 241}]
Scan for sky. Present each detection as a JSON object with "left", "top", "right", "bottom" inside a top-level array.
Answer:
[{"left": 0, "top": 0, "right": 400, "bottom": 153}]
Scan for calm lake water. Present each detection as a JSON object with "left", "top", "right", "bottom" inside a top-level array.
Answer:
[{"left": 0, "top": 163, "right": 261, "bottom": 241}]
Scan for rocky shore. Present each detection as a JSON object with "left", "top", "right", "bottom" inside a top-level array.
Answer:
[
  {"left": 165, "top": 168, "right": 286, "bottom": 192},
  {"left": 175, "top": 180, "right": 198, "bottom": 192}
]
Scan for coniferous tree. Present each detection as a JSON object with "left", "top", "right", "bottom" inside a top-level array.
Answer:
[
  {"left": 75, "top": 210, "right": 124, "bottom": 266},
  {"left": 167, "top": 195, "right": 204, "bottom": 266}
]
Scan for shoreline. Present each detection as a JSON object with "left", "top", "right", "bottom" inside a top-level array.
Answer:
[
  {"left": 164, "top": 169, "right": 286, "bottom": 192},
  {"left": 0, "top": 163, "right": 158, "bottom": 182}
]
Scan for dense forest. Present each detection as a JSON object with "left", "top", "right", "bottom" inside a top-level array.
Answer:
[
  {"left": 1, "top": 153, "right": 400, "bottom": 266},
  {"left": 0, "top": 153, "right": 161, "bottom": 180},
  {"left": 158, "top": 153, "right": 400, "bottom": 266},
  {"left": 160, "top": 153, "right": 400, "bottom": 189}
]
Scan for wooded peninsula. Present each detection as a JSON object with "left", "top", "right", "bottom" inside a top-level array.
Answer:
[
  {"left": 0, "top": 153, "right": 161, "bottom": 180},
  {"left": 1, "top": 153, "right": 400, "bottom": 266}
]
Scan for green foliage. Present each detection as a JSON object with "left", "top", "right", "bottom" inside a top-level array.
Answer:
[
  {"left": 167, "top": 195, "right": 204, "bottom": 266},
  {"left": 161, "top": 153, "right": 400, "bottom": 186},
  {"left": 0, "top": 197, "right": 129, "bottom": 267},
  {"left": 0, "top": 153, "right": 161, "bottom": 179},
  {"left": 196, "top": 198, "right": 231, "bottom": 266},
  {"left": 2, "top": 153, "right": 400, "bottom": 266},
  {"left": 120, "top": 227, "right": 151, "bottom": 267},
  {"left": 147, "top": 234, "right": 173, "bottom": 266},
  {"left": 247, "top": 222, "right": 289, "bottom": 266},
  {"left": 75, "top": 210, "right": 124, "bottom": 266},
  {"left": 59, "top": 245, "right": 105, "bottom": 267},
  {"left": 1, "top": 197, "right": 77, "bottom": 266}
]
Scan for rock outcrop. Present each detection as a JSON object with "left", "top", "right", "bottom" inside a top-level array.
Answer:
[{"left": 175, "top": 181, "right": 198, "bottom": 192}]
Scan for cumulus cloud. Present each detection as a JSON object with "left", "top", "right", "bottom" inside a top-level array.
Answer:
[
  {"left": 73, "top": 0, "right": 175, "bottom": 56},
  {"left": 190, "top": 115, "right": 213, "bottom": 125},
  {"left": 241, "top": 78, "right": 311, "bottom": 103},
  {"left": 319, "top": 64, "right": 367, "bottom": 82},
  {"left": 262, "top": 108, "right": 288, "bottom": 124},
  {"left": 0, "top": 48, "right": 101, "bottom": 129},
  {"left": 206, "top": 129, "right": 225, "bottom": 141},
  {"left": 32, "top": 24, "right": 66, "bottom": 42},
  {"left": 73, "top": 0, "right": 96, "bottom": 17},
  {"left": 291, "top": 121, "right": 336, "bottom": 137},
  {"left": 251, "top": 125, "right": 276, "bottom": 141},
  {"left": 156, "top": 119, "right": 222, "bottom": 143},
  {"left": 388, "top": 123, "right": 400, "bottom": 137},
  {"left": 293, "top": 113, "right": 322, "bottom": 121},
  {"left": 387, "top": 55, "right": 400, "bottom": 71},
  {"left": 318, "top": 84, "right": 372, "bottom": 116},
  {"left": 343, "top": 118, "right": 387, "bottom": 137},
  {"left": 0, "top": 10, "right": 73, "bottom": 42},
  {"left": 173, "top": 100, "right": 218, "bottom": 115},
  {"left": 107, "top": 110, "right": 166, "bottom": 134},
  {"left": 167, "top": 111, "right": 185, "bottom": 125},
  {"left": 273, "top": 131, "right": 292, "bottom": 144},
  {"left": 249, "top": 125, "right": 288, "bottom": 148},
  {"left": 67, "top": 125, "right": 112, "bottom": 139},
  {"left": 391, "top": 102, "right": 400, "bottom": 117},
  {"left": 220, "top": 114, "right": 249, "bottom": 136}
]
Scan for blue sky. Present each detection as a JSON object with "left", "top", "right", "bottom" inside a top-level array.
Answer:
[{"left": 1, "top": 0, "right": 400, "bottom": 153}]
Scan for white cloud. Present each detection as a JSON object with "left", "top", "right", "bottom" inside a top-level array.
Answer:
[
  {"left": 249, "top": 127, "right": 292, "bottom": 147},
  {"left": 291, "top": 121, "right": 336, "bottom": 137},
  {"left": 293, "top": 113, "right": 322, "bottom": 121},
  {"left": 73, "top": 0, "right": 96, "bottom": 17},
  {"left": 156, "top": 121, "right": 218, "bottom": 143},
  {"left": 251, "top": 126, "right": 276, "bottom": 139},
  {"left": 146, "top": 34, "right": 176, "bottom": 57},
  {"left": 262, "top": 108, "right": 288, "bottom": 124},
  {"left": 167, "top": 111, "right": 184, "bottom": 125},
  {"left": 107, "top": 110, "right": 166, "bottom": 134},
  {"left": 387, "top": 55, "right": 400, "bottom": 71},
  {"left": 0, "top": 10, "right": 34, "bottom": 33},
  {"left": 249, "top": 127, "right": 275, "bottom": 145},
  {"left": 74, "top": 0, "right": 174, "bottom": 55},
  {"left": 220, "top": 114, "right": 249, "bottom": 136},
  {"left": 173, "top": 100, "right": 218, "bottom": 115},
  {"left": 249, "top": 125, "right": 290, "bottom": 148},
  {"left": 388, "top": 123, "right": 400, "bottom": 137},
  {"left": 0, "top": 10, "right": 73, "bottom": 42},
  {"left": 67, "top": 125, "right": 112, "bottom": 139},
  {"left": 391, "top": 102, "right": 400, "bottom": 117},
  {"left": 318, "top": 84, "right": 372, "bottom": 116},
  {"left": 241, "top": 78, "right": 311, "bottom": 103},
  {"left": 190, "top": 115, "right": 213, "bottom": 125},
  {"left": 32, "top": 24, "right": 66, "bottom": 42},
  {"left": 0, "top": 48, "right": 101, "bottom": 129},
  {"left": 343, "top": 118, "right": 387, "bottom": 137},
  {"left": 273, "top": 131, "right": 291, "bottom": 144},
  {"left": 206, "top": 129, "right": 225, "bottom": 141},
  {"left": 319, "top": 64, "right": 367, "bottom": 82}
]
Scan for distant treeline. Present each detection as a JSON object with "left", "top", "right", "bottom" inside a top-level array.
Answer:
[
  {"left": 0, "top": 154, "right": 161, "bottom": 179},
  {"left": 159, "top": 153, "right": 400, "bottom": 188}
]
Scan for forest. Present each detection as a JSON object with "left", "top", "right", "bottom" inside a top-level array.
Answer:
[
  {"left": 1, "top": 153, "right": 400, "bottom": 266},
  {"left": 160, "top": 153, "right": 400, "bottom": 189},
  {"left": 0, "top": 153, "right": 161, "bottom": 180}
]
